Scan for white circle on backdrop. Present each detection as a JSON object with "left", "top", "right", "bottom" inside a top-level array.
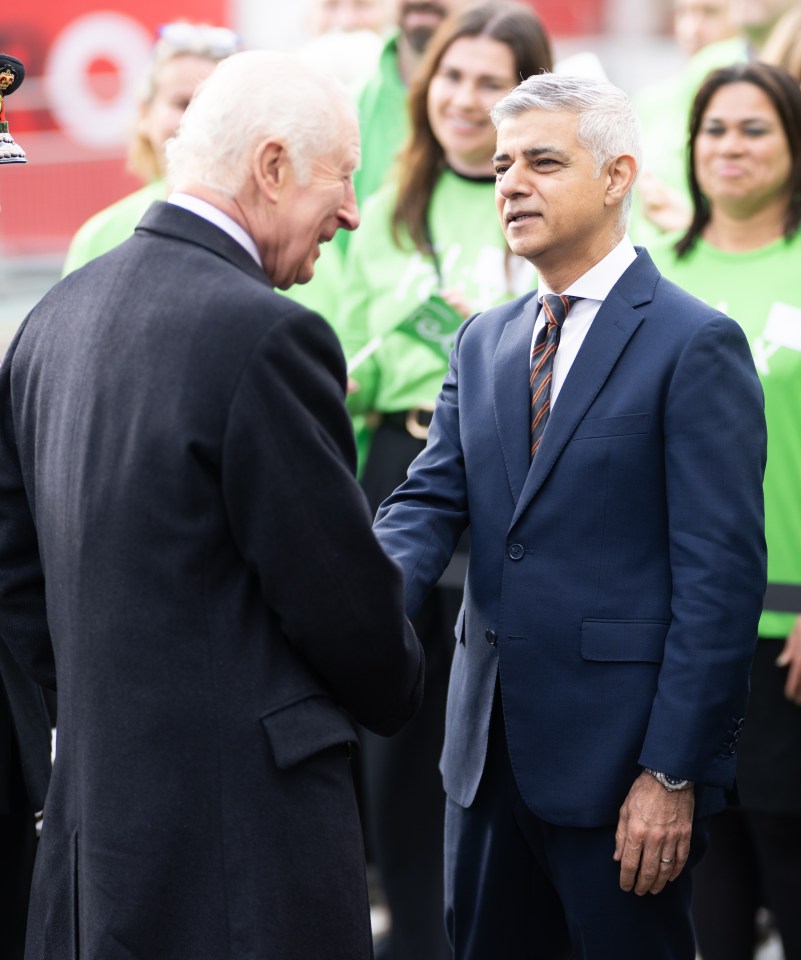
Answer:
[{"left": 43, "top": 12, "right": 152, "bottom": 148}]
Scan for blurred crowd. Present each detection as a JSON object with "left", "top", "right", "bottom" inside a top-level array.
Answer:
[{"left": 2, "top": 1, "right": 800, "bottom": 959}]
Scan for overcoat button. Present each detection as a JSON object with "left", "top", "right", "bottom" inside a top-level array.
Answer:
[
  {"left": 485, "top": 629, "right": 498, "bottom": 646},
  {"left": 508, "top": 543, "right": 524, "bottom": 560}
]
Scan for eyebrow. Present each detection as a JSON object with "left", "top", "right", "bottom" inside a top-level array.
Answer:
[{"left": 492, "top": 146, "right": 570, "bottom": 164}]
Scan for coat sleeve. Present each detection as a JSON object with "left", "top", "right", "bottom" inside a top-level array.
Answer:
[
  {"left": 640, "top": 312, "right": 767, "bottom": 787},
  {"left": 221, "top": 302, "right": 423, "bottom": 736},
  {"left": 0, "top": 322, "right": 56, "bottom": 690}
]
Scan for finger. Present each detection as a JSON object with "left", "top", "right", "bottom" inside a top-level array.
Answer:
[
  {"left": 668, "top": 829, "right": 692, "bottom": 882},
  {"left": 618, "top": 838, "right": 643, "bottom": 892},
  {"left": 785, "top": 660, "right": 801, "bottom": 703}
]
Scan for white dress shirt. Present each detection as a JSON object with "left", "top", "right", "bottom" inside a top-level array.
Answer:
[
  {"left": 531, "top": 237, "right": 637, "bottom": 406},
  {"left": 168, "top": 192, "right": 262, "bottom": 268}
]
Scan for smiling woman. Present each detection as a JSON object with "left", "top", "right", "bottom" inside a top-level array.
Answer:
[{"left": 649, "top": 62, "right": 801, "bottom": 960}]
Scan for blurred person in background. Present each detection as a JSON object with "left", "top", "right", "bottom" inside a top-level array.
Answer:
[
  {"left": 673, "top": 0, "right": 739, "bottom": 57},
  {"left": 300, "top": 0, "right": 396, "bottom": 97},
  {"left": 338, "top": 5, "right": 552, "bottom": 957},
  {"left": 633, "top": 0, "right": 739, "bottom": 241},
  {"left": 650, "top": 61, "right": 801, "bottom": 960},
  {"left": 61, "top": 21, "right": 239, "bottom": 276},
  {"left": 351, "top": 0, "right": 469, "bottom": 212},
  {"left": 761, "top": 2, "right": 801, "bottom": 78},
  {"left": 633, "top": 0, "right": 797, "bottom": 241},
  {"left": 305, "top": 0, "right": 396, "bottom": 35}
]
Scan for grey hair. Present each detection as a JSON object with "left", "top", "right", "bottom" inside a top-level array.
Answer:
[
  {"left": 490, "top": 73, "right": 642, "bottom": 221},
  {"left": 166, "top": 50, "right": 355, "bottom": 195}
]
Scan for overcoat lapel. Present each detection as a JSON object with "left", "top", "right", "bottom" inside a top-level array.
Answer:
[{"left": 509, "top": 255, "right": 658, "bottom": 528}]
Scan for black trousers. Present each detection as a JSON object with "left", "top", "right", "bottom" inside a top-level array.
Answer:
[
  {"left": 692, "top": 638, "right": 801, "bottom": 960},
  {"left": 0, "top": 738, "right": 39, "bottom": 960}
]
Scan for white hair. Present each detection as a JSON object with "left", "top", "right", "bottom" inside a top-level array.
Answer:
[
  {"left": 166, "top": 50, "right": 355, "bottom": 195},
  {"left": 491, "top": 73, "right": 642, "bottom": 221}
]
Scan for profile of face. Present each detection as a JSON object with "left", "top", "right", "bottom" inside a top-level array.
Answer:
[
  {"left": 494, "top": 109, "right": 634, "bottom": 286},
  {"left": 673, "top": 0, "right": 737, "bottom": 57},
  {"left": 309, "top": 0, "right": 392, "bottom": 35},
  {"left": 694, "top": 81, "right": 793, "bottom": 218},
  {"left": 426, "top": 35, "right": 518, "bottom": 177},
  {"left": 268, "top": 112, "right": 361, "bottom": 288},
  {"left": 399, "top": 0, "right": 466, "bottom": 53},
  {"left": 138, "top": 54, "right": 219, "bottom": 177}
]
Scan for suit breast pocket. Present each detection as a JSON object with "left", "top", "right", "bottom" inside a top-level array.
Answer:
[{"left": 573, "top": 413, "right": 650, "bottom": 441}]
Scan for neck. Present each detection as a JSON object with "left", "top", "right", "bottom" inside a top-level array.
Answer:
[
  {"left": 703, "top": 200, "right": 787, "bottom": 252},
  {"left": 396, "top": 33, "right": 423, "bottom": 85},
  {"left": 535, "top": 229, "right": 624, "bottom": 293}
]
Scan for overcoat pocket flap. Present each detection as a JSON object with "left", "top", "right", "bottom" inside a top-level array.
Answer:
[
  {"left": 581, "top": 618, "right": 669, "bottom": 663},
  {"left": 261, "top": 696, "right": 357, "bottom": 770}
]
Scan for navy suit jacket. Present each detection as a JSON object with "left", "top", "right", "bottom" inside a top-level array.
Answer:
[{"left": 375, "top": 248, "right": 767, "bottom": 828}]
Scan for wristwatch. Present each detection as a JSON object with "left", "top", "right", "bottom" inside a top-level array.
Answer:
[{"left": 643, "top": 768, "right": 693, "bottom": 792}]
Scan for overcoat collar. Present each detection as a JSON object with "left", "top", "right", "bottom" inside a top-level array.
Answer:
[
  {"left": 135, "top": 201, "right": 273, "bottom": 289},
  {"left": 492, "top": 248, "right": 661, "bottom": 528}
]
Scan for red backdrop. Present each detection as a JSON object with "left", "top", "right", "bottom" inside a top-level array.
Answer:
[{"left": 0, "top": 1, "right": 229, "bottom": 255}]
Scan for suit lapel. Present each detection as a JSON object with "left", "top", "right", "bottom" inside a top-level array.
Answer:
[
  {"left": 493, "top": 294, "right": 539, "bottom": 504},
  {"left": 509, "top": 252, "right": 658, "bottom": 528}
]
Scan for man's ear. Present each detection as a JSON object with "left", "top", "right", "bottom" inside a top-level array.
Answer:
[
  {"left": 253, "top": 139, "right": 289, "bottom": 203},
  {"left": 604, "top": 154, "right": 638, "bottom": 209}
]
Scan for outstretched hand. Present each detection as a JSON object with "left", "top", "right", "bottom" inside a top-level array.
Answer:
[{"left": 614, "top": 772, "right": 694, "bottom": 895}]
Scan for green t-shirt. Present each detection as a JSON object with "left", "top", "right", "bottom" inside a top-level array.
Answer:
[
  {"left": 337, "top": 169, "right": 535, "bottom": 416},
  {"left": 62, "top": 179, "right": 166, "bottom": 276},
  {"left": 351, "top": 33, "right": 409, "bottom": 209},
  {"left": 651, "top": 231, "right": 801, "bottom": 637}
]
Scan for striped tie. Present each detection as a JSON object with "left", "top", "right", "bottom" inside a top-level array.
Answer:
[{"left": 530, "top": 294, "right": 580, "bottom": 460}]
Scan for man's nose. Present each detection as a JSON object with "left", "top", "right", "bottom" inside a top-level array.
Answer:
[
  {"left": 497, "top": 164, "right": 527, "bottom": 198},
  {"left": 338, "top": 182, "right": 360, "bottom": 232}
]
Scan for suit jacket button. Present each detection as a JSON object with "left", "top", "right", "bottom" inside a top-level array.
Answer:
[
  {"left": 485, "top": 629, "right": 498, "bottom": 646},
  {"left": 508, "top": 543, "right": 524, "bottom": 561}
]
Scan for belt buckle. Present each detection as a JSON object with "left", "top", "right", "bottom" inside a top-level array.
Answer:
[{"left": 405, "top": 407, "right": 433, "bottom": 441}]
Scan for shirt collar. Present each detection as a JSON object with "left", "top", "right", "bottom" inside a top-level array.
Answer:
[
  {"left": 537, "top": 236, "right": 637, "bottom": 304},
  {"left": 167, "top": 192, "right": 262, "bottom": 267}
]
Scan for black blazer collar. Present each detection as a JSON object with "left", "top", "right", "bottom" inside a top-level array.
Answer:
[{"left": 135, "top": 201, "right": 272, "bottom": 289}]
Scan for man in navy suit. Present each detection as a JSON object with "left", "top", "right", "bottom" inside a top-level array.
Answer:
[{"left": 373, "top": 73, "right": 767, "bottom": 959}]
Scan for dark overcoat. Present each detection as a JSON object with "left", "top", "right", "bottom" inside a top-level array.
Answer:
[{"left": 0, "top": 202, "right": 423, "bottom": 960}]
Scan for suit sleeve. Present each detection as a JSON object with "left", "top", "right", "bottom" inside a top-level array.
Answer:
[
  {"left": 640, "top": 312, "right": 767, "bottom": 787},
  {"left": 221, "top": 302, "right": 423, "bottom": 736},
  {"left": 0, "top": 323, "right": 56, "bottom": 690},
  {"left": 373, "top": 318, "right": 472, "bottom": 619}
]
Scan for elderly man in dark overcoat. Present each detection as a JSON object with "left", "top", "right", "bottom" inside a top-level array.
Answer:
[{"left": 0, "top": 50, "right": 423, "bottom": 960}]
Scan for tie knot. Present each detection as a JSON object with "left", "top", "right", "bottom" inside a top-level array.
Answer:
[{"left": 541, "top": 294, "right": 580, "bottom": 330}]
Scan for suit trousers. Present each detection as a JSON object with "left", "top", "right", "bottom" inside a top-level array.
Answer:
[{"left": 444, "top": 698, "right": 708, "bottom": 960}]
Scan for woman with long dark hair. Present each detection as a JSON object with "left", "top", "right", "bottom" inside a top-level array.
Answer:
[{"left": 651, "top": 61, "right": 801, "bottom": 960}]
